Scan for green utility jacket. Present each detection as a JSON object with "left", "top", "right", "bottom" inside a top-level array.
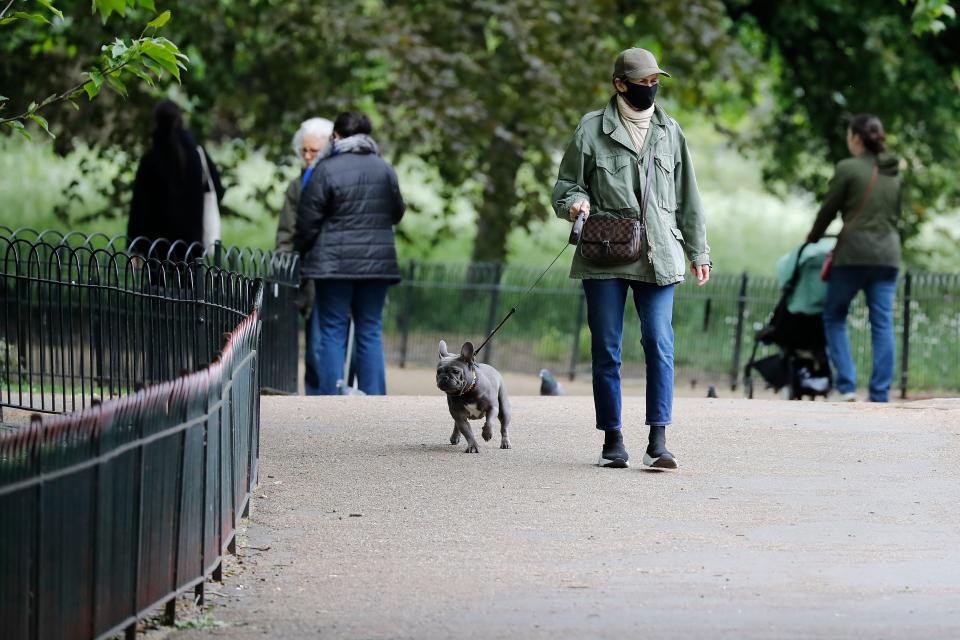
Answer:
[
  {"left": 808, "top": 152, "right": 902, "bottom": 268},
  {"left": 552, "top": 97, "right": 710, "bottom": 285}
]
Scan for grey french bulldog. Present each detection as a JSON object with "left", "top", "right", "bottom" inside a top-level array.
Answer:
[{"left": 436, "top": 340, "right": 512, "bottom": 453}]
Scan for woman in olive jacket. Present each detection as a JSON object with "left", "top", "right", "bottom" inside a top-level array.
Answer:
[
  {"left": 553, "top": 48, "right": 711, "bottom": 470},
  {"left": 807, "top": 113, "right": 902, "bottom": 402}
]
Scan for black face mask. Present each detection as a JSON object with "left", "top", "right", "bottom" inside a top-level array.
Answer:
[{"left": 619, "top": 81, "right": 658, "bottom": 111}]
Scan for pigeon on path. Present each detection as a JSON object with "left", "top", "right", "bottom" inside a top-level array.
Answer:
[
  {"left": 336, "top": 379, "right": 366, "bottom": 396},
  {"left": 539, "top": 369, "right": 566, "bottom": 396}
]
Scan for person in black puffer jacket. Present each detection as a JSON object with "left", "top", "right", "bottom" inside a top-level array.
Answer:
[{"left": 295, "top": 111, "right": 406, "bottom": 395}]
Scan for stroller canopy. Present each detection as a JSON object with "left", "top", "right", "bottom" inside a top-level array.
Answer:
[{"left": 776, "top": 239, "right": 833, "bottom": 315}]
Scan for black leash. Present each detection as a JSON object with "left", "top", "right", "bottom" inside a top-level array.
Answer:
[{"left": 474, "top": 215, "right": 586, "bottom": 356}]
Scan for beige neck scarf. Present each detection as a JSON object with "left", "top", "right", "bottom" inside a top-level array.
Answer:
[{"left": 616, "top": 95, "right": 655, "bottom": 155}]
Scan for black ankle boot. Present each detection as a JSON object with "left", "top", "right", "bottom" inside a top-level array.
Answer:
[
  {"left": 643, "top": 425, "right": 677, "bottom": 469},
  {"left": 598, "top": 429, "right": 629, "bottom": 468}
]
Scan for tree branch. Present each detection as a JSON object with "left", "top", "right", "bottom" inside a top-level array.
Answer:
[
  {"left": 0, "top": 0, "right": 16, "bottom": 22},
  {"left": 0, "top": 58, "right": 133, "bottom": 126}
]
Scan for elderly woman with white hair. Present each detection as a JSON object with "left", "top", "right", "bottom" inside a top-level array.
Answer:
[
  {"left": 276, "top": 117, "right": 334, "bottom": 251},
  {"left": 276, "top": 117, "right": 333, "bottom": 394}
]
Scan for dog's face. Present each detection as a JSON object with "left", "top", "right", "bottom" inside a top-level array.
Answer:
[{"left": 436, "top": 340, "right": 476, "bottom": 395}]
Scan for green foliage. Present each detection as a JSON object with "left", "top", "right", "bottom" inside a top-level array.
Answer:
[
  {"left": 3, "top": 0, "right": 959, "bottom": 266},
  {"left": 0, "top": 0, "right": 185, "bottom": 138},
  {"left": 903, "top": 0, "right": 957, "bottom": 34},
  {"left": 367, "top": 0, "right": 752, "bottom": 262},
  {"left": 721, "top": 0, "right": 960, "bottom": 257}
]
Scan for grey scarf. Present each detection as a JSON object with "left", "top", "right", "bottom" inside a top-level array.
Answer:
[{"left": 314, "top": 134, "right": 380, "bottom": 165}]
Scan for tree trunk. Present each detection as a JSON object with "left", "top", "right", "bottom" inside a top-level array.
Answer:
[{"left": 470, "top": 138, "right": 524, "bottom": 265}]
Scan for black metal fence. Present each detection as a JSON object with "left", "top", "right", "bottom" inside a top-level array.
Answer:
[
  {"left": 0, "top": 238, "right": 264, "bottom": 639},
  {"left": 0, "top": 227, "right": 299, "bottom": 400},
  {"left": 385, "top": 261, "right": 960, "bottom": 396}
]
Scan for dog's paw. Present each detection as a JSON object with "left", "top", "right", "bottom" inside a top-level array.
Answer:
[
  {"left": 449, "top": 434, "right": 461, "bottom": 445},
  {"left": 500, "top": 439, "right": 512, "bottom": 450},
  {"left": 481, "top": 425, "right": 493, "bottom": 441},
  {"left": 464, "top": 444, "right": 480, "bottom": 453}
]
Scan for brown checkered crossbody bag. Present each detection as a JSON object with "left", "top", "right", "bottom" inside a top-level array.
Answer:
[{"left": 579, "top": 149, "right": 655, "bottom": 266}]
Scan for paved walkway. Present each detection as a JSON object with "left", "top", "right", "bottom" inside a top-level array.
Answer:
[{"left": 174, "top": 395, "right": 960, "bottom": 639}]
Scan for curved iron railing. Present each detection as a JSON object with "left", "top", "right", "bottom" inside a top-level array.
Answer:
[
  {"left": 0, "top": 240, "right": 264, "bottom": 639},
  {"left": 1, "top": 229, "right": 299, "bottom": 397}
]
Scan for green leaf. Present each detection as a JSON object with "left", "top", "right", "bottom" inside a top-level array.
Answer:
[
  {"left": 11, "top": 11, "right": 51, "bottom": 25},
  {"left": 93, "top": 0, "right": 128, "bottom": 22},
  {"left": 141, "top": 56, "right": 165, "bottom": 78},
  {"left": 29, "top": 114, "right": 55, "bottom": 138},
  {"left": 4, "top": 120, "right": 32, "bottom": 141},
  {"left": 105, "top": 74, "right": 128, "bottom": 98},
  {"left": 83, "top": 81, "right": 100, "bottom": 99},
  {"left": 126, "top": 61, "right": 156, "bottom": 86},
  {"left": 142, "top": 39, "right": 182, "bottom": 81},
  {"left": 138, "top": 0, "right": 157, "bottom": 10},
  {"left": 26, "top": 101, "right": 38, "bottom": 114},
  {"left": 0, "top": 96, "right": 8, "bottom": 103},
  {"left": 83, "top": 70, "right": 104, "bottom": 99},
  {"left": 37, "top": 0, "right": 64, "bottom": 19},
  {"left": 146, "top": 10, "right": 170, "bottom": 29},
  {"left": 39, "top": 93, "right": 58, "bottom": 107}
]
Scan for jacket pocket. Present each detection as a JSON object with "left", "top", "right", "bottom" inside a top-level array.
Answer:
[
  {"left": 594, "top": 154, "right": 639, "bottom": 210},
  {"left": 654, "top": 153, "right": 676, "bottom": 212},
  {"left": 669, "top": 227, "right": 687, "bottom": 272}
]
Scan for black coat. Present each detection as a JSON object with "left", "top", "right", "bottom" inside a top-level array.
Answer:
[
  {"left": 295, "top": 150, "right": 405, "bottom": 282},
  {"left": 128, "top": 129, "right": 224, "bottom": 258}
]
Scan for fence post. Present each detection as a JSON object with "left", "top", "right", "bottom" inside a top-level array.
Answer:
[
  {"left": 213, "top": 240, "right": 223, "bottom": 269},
  {"left": 399, "top": 260, "right": 417, "bottom": 369},
  {"left": 568, "top": 290, "right": 586, "bottom": 381},
  {"left": 900, "top": 270, "right": 912, "bottom": 400},
  {"left": 729, "top": 272, "right": 749, "bottom": 391},
  {"left": 483, "top": 263, "right": 505, "bottom": 367}
]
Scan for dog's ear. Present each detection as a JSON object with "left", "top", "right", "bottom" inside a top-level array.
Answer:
[
  {"left": 438, "top": 340, "right": 451, "bottom": 358},
  {"left": 459, "top": 341, "right": 475, "bottom": 363}
]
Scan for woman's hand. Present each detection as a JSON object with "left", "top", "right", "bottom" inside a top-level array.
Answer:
[
  {"left": 568, "top": 200, "right": 590, "bottom": 221},
  {"left": 691, "top": 263, "right": 710, "bottom": 286}
]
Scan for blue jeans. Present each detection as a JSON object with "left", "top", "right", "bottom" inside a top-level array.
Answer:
[
  {"left": 305, "top": 279, "right": 390, "bottom": 396},
  {"left": 582, "top": 279, "right": 675, "bottom": 431},
  {"left": 823, "top": 266, "right": 898, "bottom": 402}
]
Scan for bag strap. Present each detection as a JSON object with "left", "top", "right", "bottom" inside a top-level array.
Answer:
[
  {"left": 197, "top": 146, "right": 215, "bottom": 192},
  {"left": 639, "top": 147, "right": 656, "bottom": 231},
  {"left": 837, "top": 163, "right": 879, "bottom": 242}
]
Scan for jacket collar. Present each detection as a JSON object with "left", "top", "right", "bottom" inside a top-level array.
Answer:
[{"left": 601, "top": 95, "right": 667, "bottom": 157}]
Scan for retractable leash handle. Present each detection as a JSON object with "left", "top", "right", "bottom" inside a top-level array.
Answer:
[{"left": 569, "top": 210, "right": 588, "bottom": 245}]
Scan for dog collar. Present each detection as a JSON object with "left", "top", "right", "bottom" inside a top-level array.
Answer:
[{"left": 459, "top": 368, "right": 478, "bottom": 396}]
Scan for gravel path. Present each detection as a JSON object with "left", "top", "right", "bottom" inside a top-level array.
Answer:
[{"left": 171, "top": 395, "right": 960, "bottom": 639}]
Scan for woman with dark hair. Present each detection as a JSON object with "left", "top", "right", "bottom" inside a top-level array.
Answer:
[
  {"left": 552, "top": 48, "right": 711, "bottom": 469},
  {"left": 128, "top": 100, "right": 225, "bottom": 261},
  {"left": 295, "top": 110, "right": 406, "bottom": 395},
  {"left": 807, "top": 114, "right": 902, "bottom": 402}
]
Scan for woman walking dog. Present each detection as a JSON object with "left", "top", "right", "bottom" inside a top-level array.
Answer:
[{"left": 553, "top": 48, "right": 711, "bottom": 469}]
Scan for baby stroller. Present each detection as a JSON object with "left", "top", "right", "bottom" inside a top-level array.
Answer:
[{"left": 744, "top": 240, "right": 833, "bottom": 400}]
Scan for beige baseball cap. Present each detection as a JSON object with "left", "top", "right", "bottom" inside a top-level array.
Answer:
[{"left": 613, "top": 48, "right": 671, "bottom": 80}]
